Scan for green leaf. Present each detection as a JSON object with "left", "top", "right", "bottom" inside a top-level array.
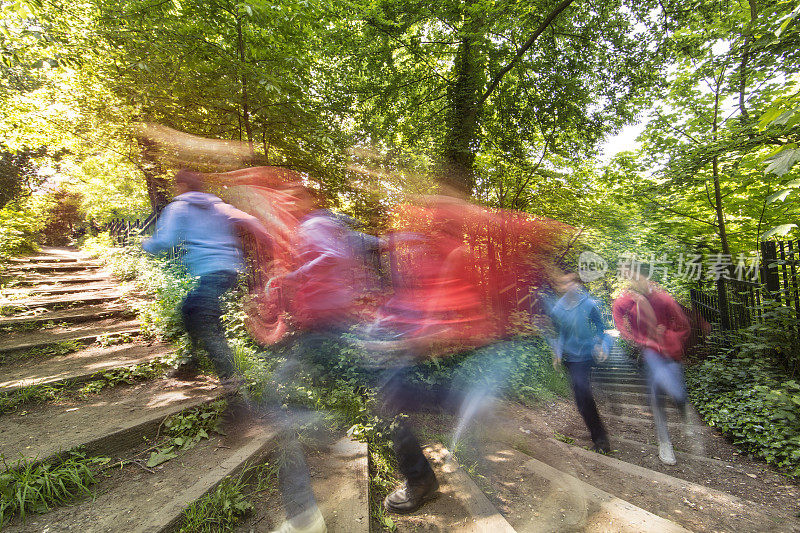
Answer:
[
  {"left": 762, "top": 224, "right": 798, "bottom": 239},
  {"left": 765, "top": 146, "right": 800, "bottom": 177},
  {"left": 777, "top": 3, "right": 800, "bottom": 38},
  {"left": 381, "top": 515, "right": 396, "bottom": 530},
  {"left": 146, "top": 448, "right": 177, "bottom": 467},
  {"left": 767, "top": 189, "right": 794, "bottom": 203}
]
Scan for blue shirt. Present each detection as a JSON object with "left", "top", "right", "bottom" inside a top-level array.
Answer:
[
  {"left": 548, "top": 289, "right": 613, "bottom": 362},
  {"left": 142, "top": 192, "right": 244, "bottom": 277}
]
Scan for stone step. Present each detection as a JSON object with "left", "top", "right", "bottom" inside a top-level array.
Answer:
[
  {"left": 593, "top": 381, "right": 648, "bottom": 393},
  {"left": 6, "top": 273, "right": 109, "bottom": 286},
  {"left": 422, "top": 443, "right": 517, "bottom": 532},
  {"left": 593, "top": 367, "right": 643, "bottom": 375},
  {"left": 0, "top": 376, "right": 221, "bottom": 464},
  {"left": 8, "top": 256, "right": 80, "bottom": 263},
  {"left": 0, "top": 303, "right": 132, "bottom": 328},
  {"left": 609, "top": 435, "right": 741, "bottom": 472},
  {"left": 6, "top": 418, "right": 277, "bottom": 533},
  {"left": 593, "top": 373, "right": 647, "bottom": 382},
  {"left": 4, "top": 281, "right": 117, "bottom": 296},
  {"left": 318, "top": 437, "right": 370, "bottom": 533},
  {"left": 539, "top": 438, "right": 796, "bottom": 531},
  {"left": 235, "top": 435, "right": 370, "bottom": 533},
  {"left": 0, "top": 319, "right": 141, "bottom": 355},
  {"left": 5, "top": 261, "right": 101, "bottom": 273},
  {"left": 514, "top": 446, "right": 690, "bottom": 532},
  {"left": 1, "top": 289, "right": 123, "bottom": 311},
  {"left": 0, "top": 342, "right": 172, "bottom": 393},
  {"left": 493, "top": 407, "right": 796, "bottom": 533},
  {"left": 603, "top": 390, "right": 670, "bottom": 403},
  {"left": 605, "top": 413, "right": 684, "bottom": 428}
]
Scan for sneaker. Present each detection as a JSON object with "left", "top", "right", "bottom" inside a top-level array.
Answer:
[
  {"left": 658, "top": 441, "right": 676, "bottom": 465},
  {"left": 384, "top": 475, "right": 439, "bottom": 514},
  {"left": 270, "top": 508, "right": 327, "bottom": 533}
]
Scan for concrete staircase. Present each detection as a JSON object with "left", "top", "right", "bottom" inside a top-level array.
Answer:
[
  {"left": 2, "top": 249, "right": 797, "bottom": 532},
  {"left": 0, "top": 248, "right": 369, "bottom": 533}
]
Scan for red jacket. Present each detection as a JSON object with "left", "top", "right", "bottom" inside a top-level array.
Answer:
[{"left": 612, "top": 289, "right": 690, "bottom": 360}]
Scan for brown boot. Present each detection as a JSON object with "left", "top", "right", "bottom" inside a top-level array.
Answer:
[{"left": 383, "top": 475, "right": 439, "bottom": 514}]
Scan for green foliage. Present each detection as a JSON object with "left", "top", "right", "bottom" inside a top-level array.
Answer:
[
  {"left": 0, "top": 196, "right": 49, "bottom": 261},
  {"left": 178, "top": 461, "right": 278, "bottom": 533},
  {"left": 15, "top": 340, "right": 83, "bottom": 360},
  {"left": 178, "top": 474, "right": 252, "bottom": 533},
  {"left": 686, "top": 350, "right": 800, "bottom": 477},
  {"left": 735, "top": 297, "right": 800, "bottom": 375},
  {"left": 0, "top": 451, "right": 107, "bottom": 526},
  {"left": 92, "top": 242, "right": 193, "bottom": 353},
  {"left": 147, "top": 400, "right": 227, "bottom": 468},
  {"left": 553, "top": 431, "right": 575, "bottom": 445},
  {"left": 39, "top": 188, "right": 84, "bottom": 246},
  {"left": 0, "top": 144, "right": 48, "bottom": 209}
]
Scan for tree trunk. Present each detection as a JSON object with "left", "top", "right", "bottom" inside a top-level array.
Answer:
[
  {"left": 236, "top": 17, "right": 255, "bottom": 156},
  {"left": 711, "top": 79, "right": 732, "bottom": 329},
  {"left": 137, "top": 138, "right": 171, "bottom": 212},
  {"left": 440, "top": 25, "right": 483, "bottom": 195}
]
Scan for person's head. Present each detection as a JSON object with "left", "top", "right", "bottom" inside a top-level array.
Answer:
[
  {"left": 628, "top": 275, "right": 652, "bottom": 294},
  {"left": 174, "top": 169, "right": 205, "bottom": 195},
  {"left": 554, "top": 271, "right": 581, "bottom": 295}
]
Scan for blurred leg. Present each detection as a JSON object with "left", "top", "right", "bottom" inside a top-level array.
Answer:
[
  {"left": 379, "top": 366, "right": 436, "bottom": 483},
  {"left": 643, "top": 349, "right": 677, "bottom": 464},
  {"left": 564, "top": 360, "right": 609, "bottom": 448},
  {"left": 182, "top": 271, "right": 238, "bottom": 378}
]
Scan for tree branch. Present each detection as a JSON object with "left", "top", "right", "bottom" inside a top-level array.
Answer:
[{"left": 478, "top": 0, "right": 575, "bottom": 106}]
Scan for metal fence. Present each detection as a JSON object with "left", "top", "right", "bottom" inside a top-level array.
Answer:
[
  {"left": 689, "top": 239, "right": 799, "bottom": 336},
  {"left": 107, "top": 211, "right": 183, "bottom": 261}
]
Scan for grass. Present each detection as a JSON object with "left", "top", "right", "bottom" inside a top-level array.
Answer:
[
  {"left": 0, "top": 450, "right": 108, "bottom": 526},
  {"left": 0, "top": 320, "right": 68, "bottom": 335},
  {"left": 368, "top": 440, "right": 400, "bottom": 532},
  {"left": 553, "top": 431, "right": 575, "bottom": 445},
  {"left": 178, "top": 460, "right": 280, "bottom": 533},
  {"left": 18, "top": 340, "right": 83, "bottom": 359},
  {"left": 0, "top": 358, "right": 170, "bottom": 415}
]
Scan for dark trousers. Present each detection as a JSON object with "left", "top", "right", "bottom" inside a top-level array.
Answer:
[
  {"left": 378, "top": 366, "right": 436, "bottom": 484},
  {"left": 563, "top": 359, "right": 608, "bottom": 445},
  {"left": 180, "top": 271, "right": 238, "bottom": 378}
]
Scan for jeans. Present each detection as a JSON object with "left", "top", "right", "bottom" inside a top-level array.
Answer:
[
  {"left": 642, "top": 348, "right": 687, "bottom": 445},
  {"left": 180, "top": 270, "right": 238, "bottom": 378},
  {"left": 563, "top": 359, "right": 608, "bottom": 445}
]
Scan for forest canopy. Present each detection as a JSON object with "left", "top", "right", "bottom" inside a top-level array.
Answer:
[{"left": 0, "top": 0, "right": 798, "bottom": 272}]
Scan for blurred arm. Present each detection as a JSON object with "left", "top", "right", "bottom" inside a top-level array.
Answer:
[{"left": 142, "top": 202, "right": 183, "bottom": 255}]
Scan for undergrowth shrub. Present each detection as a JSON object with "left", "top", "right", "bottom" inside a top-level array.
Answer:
[
  {"left": 735, "top": 297, "right": 800, "bottom": 376},
  {"left": 84, "top": 239, "right": 193, "bottom": 362},
  {"left": 178, "top": 461, "right": 278, "bottom": 532},
  {"left": 0, "top": 197, "right": 49, "bottom": 261},
  {"left": 686, "top": 349, "right": 800, "bottom": 477}
]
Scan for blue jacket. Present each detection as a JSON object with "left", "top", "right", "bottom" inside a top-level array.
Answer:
[
  {"left": 142, "top": 192, "right": 246, "bottom": 277},
  {"left": 548, "top": 288, "right": 613, "bottom": 362}
]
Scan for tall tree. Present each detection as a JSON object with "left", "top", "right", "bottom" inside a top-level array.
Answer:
[
  {"left": 331, "top": 0, "right": 665, "bottom": 198},
  {"left": 636, "top": 0, "right": 800, "bottom": 256}
]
